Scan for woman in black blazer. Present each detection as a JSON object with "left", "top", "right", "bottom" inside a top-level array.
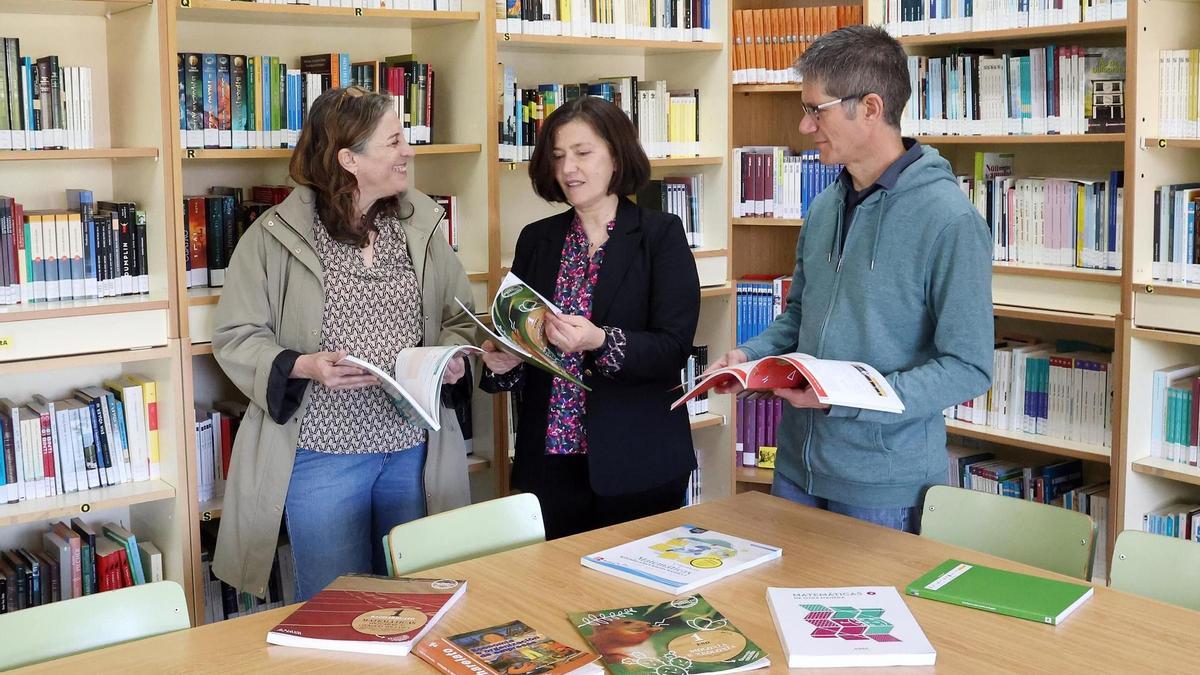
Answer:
[{"left": 482, "top": 96, "right": 701, "bottom": 539}]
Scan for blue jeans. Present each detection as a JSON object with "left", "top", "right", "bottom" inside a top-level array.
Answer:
[
  {"left": 284, "top": 443, "right": 428, "bottom": 601},
  {"left": 772, "top": 471, "right": 920, "bottom": 534}
]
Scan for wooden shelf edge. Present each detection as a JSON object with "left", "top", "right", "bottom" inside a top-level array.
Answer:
[
  {"left": 1131, "top": 457, "right": 1200, "bottom": 488},
  {"left": 198, "top": 497, "right": 223, "bottom": 523},
  {"left": 468, "top": 455, "right": 491, "bottom": 473},
  {"left": 0, "top": 480, "right": 176, "bottom": 528},
  {"left": 185, "top": 144, "right": 479, "bottom": 160},
  {"left": 945, "top": 419, "right": 1111, "bottom": 463},
  {"left": 689, "top": 413, "right": 724, "bottom": 431},
  {"left": 733, "top": 217, "right": 803, "bottom": 227},
  {"left": 179, "top": 0, "right": 479, "bottom": 24},
  {"left": 1148, "top": 138, "right": 1200, "bottom": 150},
  {"left": 692, "top": 248, "right": 727, "bottom": 259},
  {"left": 0, "top": 147, "right": 159, "bottom": 161},
  {"left": 2, "top": 345, "right": 175, "bottom": 374},
  {"left": 700, "top": 284, "right": 733, "bottom": 299},
  {"left": 992, "top": 262, "right": 1122, "bottom": 283},
  {"left": 993, "top": 304, "right": 1117, "bottom": 329},
  {"left": 0, "top": 298, "right": 171, "bottom": 323},
  {"left": 735, "top": 467, "right": 774, "bottom": 485},
  {"left": 1130, "top": 327, "right": 1200, "bottom": 347},
  {"left": 898, "top": 19, "right": 1127, "bottom": 47},
  {"left": 499, "top": 155, "right": 720, "bottom": 168},
  {"left": 191, "top": 342, "right": 214, "bottom": 356},
  {"left": 467, "top": 272, "right": 489, "bottom": 282},
  {"left": 1137, "top": 282, "right": 1200, "bottom": 299},
  {"left": 497, "top": 33, "right": 722, "bottom": 52},
  {"left": 188, "top": 290, "right": 222, "bottom": 306},
  {"left": 733, "top": 83, "right": 802, "bottom": 93},
  {"left": 915, "top": 133, "right": 1124, "bottom": 145}
]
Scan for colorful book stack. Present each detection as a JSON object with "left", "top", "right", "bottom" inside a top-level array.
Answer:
[
  {"left": 1149, "top": 363, "right": 1199, "bottom": 464},
  {"left": 178, "top": 52, "right": 437, "bottom": 150},
  {"left": 679, "top": 345, "right": 710, "bottom": 417},
  {"left": 899, "top": 47, "right": 1126, "bottom": 138},
  {"left": 962, "top": 152, "right": 1124, "bottom": 271},
  {"left": 946, "top": 338, "right": 1114, "bottom": 448},
  {"left": 733, "top": 147, "right": 840, "bottom": 220},
  {"left": 636, "top": 175, "right": 704, "bottom": 247},
  {"left": 1151, "top": 182, "right": 1200, "bottom": 284},
  {"left": 731, "top": 5, "right": 863, "bottom": 84},
  {"left": 232, "top": 0, "right": 462, "bottom": 9},
  {"left": 0, "top": 38, "right": 95, "bottom": 152},
  {"left": 883, "top": 0, "right": 1128, "bottom": 37},
  {"left": 0, "top": 519, "right": 162, "bottom": 614},
  {"left": 0, "top": 377, "right": 161, "bottom": 504},
  {"left": 737, "top": 394, "right": 782, "bottom": 468},
  {"left": 496, "top": 69, "right": 699, "bottom": 161},
  {"left": 736, "top": 274, "right": 790, "bottom": 344},
  {"left": 0, "top": 190, "right": 151, "bottom": 306},
  {"left": 496, "top": 0, "right": 713, "bottom": 42},
  {"left": 181, "top": 184, "right": 290, "bottom": 289},
  {"left": 1160, "top": 49, "right": 1200, "bottom": 139}
]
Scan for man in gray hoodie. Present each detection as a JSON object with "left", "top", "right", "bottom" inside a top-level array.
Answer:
[{"left": 711, "top": 25, "right": 994, "bottom": 532}]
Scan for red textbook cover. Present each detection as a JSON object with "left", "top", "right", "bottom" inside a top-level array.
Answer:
[{"left": 266, "top": 575, "right": 467, "bottom": 656}]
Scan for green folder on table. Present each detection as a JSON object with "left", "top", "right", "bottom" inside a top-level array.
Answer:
[{"left": 905, "top": 559, "right": 1093, "bottom": 625}]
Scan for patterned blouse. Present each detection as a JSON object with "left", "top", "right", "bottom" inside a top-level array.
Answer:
[{"left": 297, "top": 212, "right": 426, "bottom": 454}]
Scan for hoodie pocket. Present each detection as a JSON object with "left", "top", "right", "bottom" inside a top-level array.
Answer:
[{"left": 876, "top": 417, "right": 930, "bottom": 484}]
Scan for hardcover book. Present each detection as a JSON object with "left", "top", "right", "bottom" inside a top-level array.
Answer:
[
  {"left": 580, "top": 525, "right": 781, "bottom": 594},
  {"left": 905, "top": 559, "right": 1093, "bottom": 625},
  {"left": 569, "top": 594, "right": 769, "bottom": 674},
  {"left": 415, "top": 619, "right": 603, "bottom": 674},
  {"left": 766, "top": 586, "right": 936, "bottom": 668},
  {"left": 266, "top": 575, "right": 466, "bottom": 656}
]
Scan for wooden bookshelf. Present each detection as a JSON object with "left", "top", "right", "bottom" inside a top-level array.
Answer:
[
  {"left": 191, "top": 343, "right": 214, "bottom": 356},
  {"left": 991, "top": 263, "right": 1123, "bottom": 283},
  {"left": 733, "top": 217, "right": 803, "bottom": 227},
  {"left": 735, "top": 466, "right": 774, "bottom": 485},
  {"left": 1136, "top": 283, "right": 1200, "bottom": 299},
  {"left": 0, "top": 148, "right": 159, "bottom": 161},
  {"left": 0, "top": 0, "right": 153, "bottom": 16},
  {"left": 497, "top": 33, "right": 723, "bottom": 55},
  {"left": 689, "top": 413, "right": 725, "bottom": 431},
  {"left": 1, "top": 345, "right": 175, "bottom": 375},
  {"left": 898, "top": 19, "right": 1127, "bottom": 47},
  {"left": 0, "top": 480, "right": 176, "bottom": 529},
  {"left": 700, "top": 284, "right": 733, "bottom": 299},
  {"left": 993, "top": 305, "right": 1119, "bottom": 329},
  {"left": 1131, "top": 327, "right": 1200, "bottom": 348},
  {"left": 184, "top": 144, "right": 481, "bottom": 160},
  {"left": 944, "top": 419, "right": 1112, "bottom": 464},
  {"left": 0, "top": 296, "right": 170, "bottom": 323},
  {"left": 1150, "top": 138, "right": 1200, "bottom": 150},
  {"left": 176, "top": 0, "right": 479, "bottom": 28},
  {"left": 915, "top": 134, "right": 1125, "bottom": 145},
  {"left": 1131, "top": 457, "right": 1200, "bottom": 488},
  {"left": 733, "top": 83, "right": 802, "bottom": 94},
  {"left": 498, "top": 156, "right": 723, "bottom": 169},
  {"left": 187, "top": 288, "right": 222, "bottom": 306}
]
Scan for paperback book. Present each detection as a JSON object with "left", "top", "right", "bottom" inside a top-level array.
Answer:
[
  {"left": 580, "top": 525, "right": 781, "bottom": 594},
  {"left": 458, "top": 271, "right": 588, "bottom": 389},
  {"left": 671, "top": 353, "right": 903, "bottom": 414},
  {"left": 766, "top": 586, "right": 936, "bottom": 668},
  {"left": 414, "top": 619, "right": 603, "bottom": 674},
  {"left": 265, "top": 575, "right": 466, "bottom": 656},
  {"left": 905, "top": 559, "right": 1093, "bottom": 625},
  {"left": 569, "top": 594, "right": 769, "bottom": 674},
  {"left": 337, "top": 344, "right": 481, "bottom": 431}
]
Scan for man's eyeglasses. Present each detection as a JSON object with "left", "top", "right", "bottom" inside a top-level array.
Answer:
[{"left": 800, "top": 94, "right": 868, "bottom": 122}]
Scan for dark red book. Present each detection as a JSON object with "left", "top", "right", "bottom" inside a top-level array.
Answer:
[{"left": 266, "top": 575, "right": 466, "bottom": 656}]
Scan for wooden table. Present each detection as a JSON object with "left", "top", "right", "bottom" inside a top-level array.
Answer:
[{"left": 18, "top": 491, "right": 1200, "bottom": 673}]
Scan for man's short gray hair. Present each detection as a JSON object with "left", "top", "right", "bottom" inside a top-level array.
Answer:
[{"left": 794, "top": 25, "right": 911, "bottom": 129}]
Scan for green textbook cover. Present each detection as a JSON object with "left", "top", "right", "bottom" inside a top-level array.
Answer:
[
  {"left": 905, "top": 559, "right": 1094, "bottom": 625},
  {"left": 568, "top": 594, "right": 769, "bottom": 674}
]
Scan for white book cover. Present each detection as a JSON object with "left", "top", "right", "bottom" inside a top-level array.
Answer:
[
  {"left": 766, "top": 587, "right": 936, "bottom": 668},
  {"left": 580, "top": 525, "right": 781, "bottom": 594}
]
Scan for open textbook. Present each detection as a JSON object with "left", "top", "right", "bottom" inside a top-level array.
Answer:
[
  {"left": 457, "top": 271, "right": 589, "bottom": 390},
  {"left": 671, "top": 353, "right": 904, "bottom": 414},
  {"left": 338, "top": 345, "right": 481, "bottom": 432}
]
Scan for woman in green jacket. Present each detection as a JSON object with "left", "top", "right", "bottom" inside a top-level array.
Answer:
[{"left": 211, "top": 87, "right": 476, "bottom": 601}]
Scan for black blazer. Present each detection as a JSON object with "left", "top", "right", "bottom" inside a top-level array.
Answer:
[{"left": 504, "top": 197, "right": 701, "bottom": 496}]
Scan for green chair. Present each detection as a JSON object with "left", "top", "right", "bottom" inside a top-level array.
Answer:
[
  {"left": 0, "top": 580, "right": 190, "bottom": 670},
  {"left": 1110, "top": 530, "right": 1200, "bottom": 611},
  {"left": 920, "top": 485, "right": 1097, "bottom": 580},
  {"left": 384, "top": 493, "right": 545, "bottom": 576}
]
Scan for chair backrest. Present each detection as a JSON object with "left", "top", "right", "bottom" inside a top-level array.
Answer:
[
  {"left": 384, "top": 493, "right": 545, "bottom": 577},
  {"left": 1110, "top": 530, "right": 1200, "bottom": 611},
  {"left": 920, "top": 485, "right": 1097, "bottom": 580},
  {"left": 0, "top": 580, "right": 191, "bottom": 670}
]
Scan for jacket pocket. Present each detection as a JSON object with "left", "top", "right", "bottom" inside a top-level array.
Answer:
[{"left": 877, "top": 417, "right": 930, "bottom": 484}]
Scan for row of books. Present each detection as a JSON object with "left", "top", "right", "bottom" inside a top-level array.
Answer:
[
  {"left": 494, "top": 0, "right": 714, "bottom": 42},
  {"left": 0, "top": 520, "right": 161, "bottom": 614},
  {"left": 735, "top": 275, "right": 790, "bottom": 345},
  {"left": 1144, "top": 502, "right": 1200, "bottom": 541},
  {"left": 183, "top": 185, "right": 290, "bottom": 289},
  {"left": 678, "top": 344, "right": 710, "bottom": 417},
  {"left": 733, "top": 147, "right": 841, "bottom": 220},
  {"left": 731, "top": 5, "right": 862, "bottom": 85},
  {"left": 635, "top": 175, "right": 703, "bottom": 247},
  {"left": 200, "top": 525, "right": 295, "bottom": 624},
  {"left": 178, "top": 52, "right": 435, "bottom": 150},
  {"left": 0, "top": 191, "right": 150, "bottom": 306},
  {"left": 1160, "top": 50, "right": 1200, "bottom": 139},
  {"left": 737, "top": 394, "right": 782, "bottom": 468},
  {"left": 0, "top": 377, "right": 161, "bottom": 504},
  {"left": 882, "top": 0, "right": 1127, "bottom": 36},
  {"left": 1151, "top": 182, "right": 1200, "bottom": 284},
  {"left": 946, "top": 339, "right": 1114, "bottom": 448},
  {"left": 899, "top": 47, "right": 1127, "bottom": 138},
  {"left": 497, "top": 69, "right": 699, "bottom": 162},
  {"left": 1149, "top": 363, "right": 1199, "bottom": 465},
  {"left": 948, "top": 450, "right": 1084, "bottom": 501},
  {"left": 960, "top": 153, "right": 1124, "bottom": 270},
  {"left": 683, "top": 452, "right": 701, "bottom": 506},
  {"left": 195, "top": 402, "right": 247, "bottom": 505},
  {"left": 0, "top": 39, "right": 94, "bottom": 151},
  {"left": 237, "top": 0, "right": 462, "bottom": 8}
]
